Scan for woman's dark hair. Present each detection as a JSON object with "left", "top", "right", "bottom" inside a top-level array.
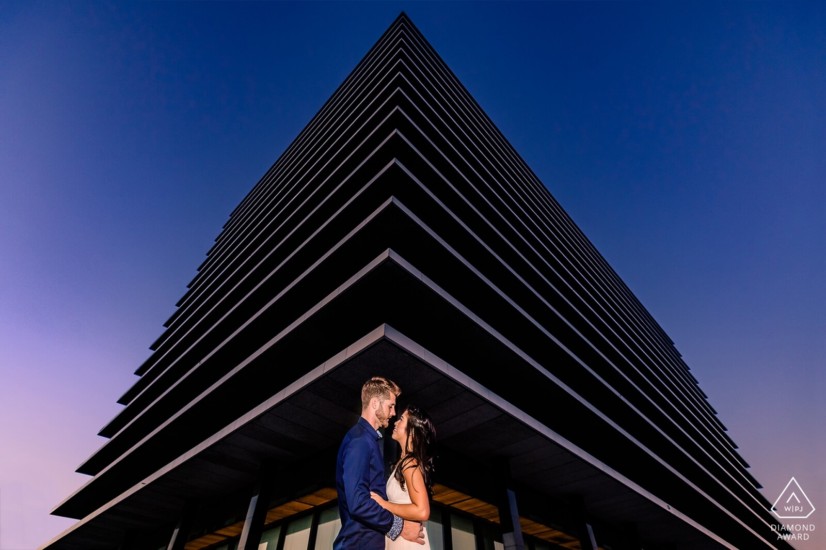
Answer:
[{"left": 394, "top": 404, "right": 437, "bottom": 495}]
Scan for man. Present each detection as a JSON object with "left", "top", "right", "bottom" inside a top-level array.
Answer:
[{"left": 334, "top": 376, "right": 425, "bottom": 549}]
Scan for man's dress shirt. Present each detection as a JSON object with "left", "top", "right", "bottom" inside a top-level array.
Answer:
[{"left": 334, "top": 417, "right": 403, "bottom": 549}]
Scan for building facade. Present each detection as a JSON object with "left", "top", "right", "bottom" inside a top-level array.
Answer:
[{"left": 45, "top": 14, "right": 788, "bottom": 550}]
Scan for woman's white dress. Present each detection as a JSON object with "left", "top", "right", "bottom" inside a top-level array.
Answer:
[{"left": 385, "top": 467, "right": 430, "bottom": 549}]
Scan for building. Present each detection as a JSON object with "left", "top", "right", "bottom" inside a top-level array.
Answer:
[{"left": 45, "top": 13, "right": 788, "bottom": 550}]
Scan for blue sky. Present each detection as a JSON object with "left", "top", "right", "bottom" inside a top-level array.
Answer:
[{"left": 1, "top": 2, "right": 823, "bottom": 549}]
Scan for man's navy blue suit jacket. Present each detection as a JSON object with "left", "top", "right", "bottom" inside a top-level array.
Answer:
[{"left": 334, "top": 417, "right": 402, "bottom": 549}]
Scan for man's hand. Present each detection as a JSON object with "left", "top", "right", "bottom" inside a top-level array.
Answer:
[{"left": 401, "top": 519, "right": 425, "bottom": 545}]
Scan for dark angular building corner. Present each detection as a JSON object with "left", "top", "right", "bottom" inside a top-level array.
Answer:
[{"left": 44, "top": 13, "right": 789, "bottom": 550}]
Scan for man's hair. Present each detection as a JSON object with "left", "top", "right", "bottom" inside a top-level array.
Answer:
[{"left": 361, "top": 376, "right": 400, "bottom": 409}]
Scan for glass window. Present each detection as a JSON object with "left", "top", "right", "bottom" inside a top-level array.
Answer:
[
  {"left": 427, "top": 512, "right": 445, "bottom": 550},
  {"left": 283, "top": 515, "right": 313, "bottom": 550},
  {"left": 258, "top": 524, "right": 281, "bottom": 549},
  {"left": 451, "top": 514, "right": 476, "bottom": 549},
  {"left": 314, "top": 507, "right": 341, "bottom": 549},
  {"left": 479, "top": 521, "right": 504, "bottom": 550}
]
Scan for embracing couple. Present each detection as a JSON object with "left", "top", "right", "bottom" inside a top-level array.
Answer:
[{"left": 334, "top": 376, "right": 437, "bottom": 549}]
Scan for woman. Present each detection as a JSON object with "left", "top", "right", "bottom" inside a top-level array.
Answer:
[{"left": 371, "top": 404, "right": 437, "bottom": 549}]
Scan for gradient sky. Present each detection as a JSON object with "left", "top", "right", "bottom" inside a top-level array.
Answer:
[{"left": 1, "top": 2, "right": 823, "bottom": 549}]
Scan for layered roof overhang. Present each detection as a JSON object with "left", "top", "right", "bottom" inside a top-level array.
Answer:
[
  {"left": 46, "top": 324, "right": 767, "bottom": 549},
  {"left": 46, "top": 13, "right": 785, "bottom": 550}
]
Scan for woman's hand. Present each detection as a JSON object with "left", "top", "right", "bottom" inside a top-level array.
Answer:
[{"left": 370, "top": 491, "right": 389, "bottom": 509}]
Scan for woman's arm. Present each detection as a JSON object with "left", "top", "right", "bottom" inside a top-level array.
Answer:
[{"left": 371, "top": 464, "right": 430, "bottom": 522}]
